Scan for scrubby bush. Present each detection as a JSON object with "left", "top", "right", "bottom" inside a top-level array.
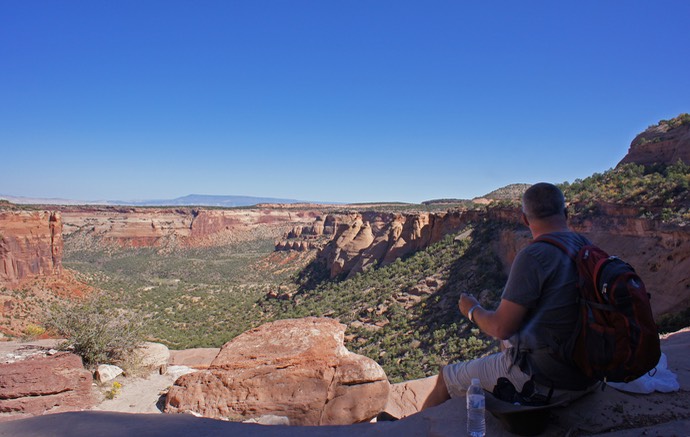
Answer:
[
  {"left": 562, "top": 161, "right": 690, "bottom": 223},
  {"left": 44, "top": 292, "right": 146, "bottom": 366},
  {"left": 657, "top": 306, "right": 690, "bottom": 335},
  {"left": 22, "top": 323, "right": 46, "bottom": 340}
]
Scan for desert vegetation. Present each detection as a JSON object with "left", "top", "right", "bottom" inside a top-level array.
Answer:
[
  {"left": 61, "top": 238, "right": 289, "bottom": 349},
  {"left": 652, "top": 113, "right": 690, "bottom": 129},
  {"left": 562, "top": 161, "right": 690, "bottom": 223},
  {"left": 261, "top": 226, "right": 509, "bottom": 381},
  {"left": 44, "top": 291, "right": 145, "bottom": 366},
  {"left": 59, "top": 218, "right": 510, "bottom": 380}
]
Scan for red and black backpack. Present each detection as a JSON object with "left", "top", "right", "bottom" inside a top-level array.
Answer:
[{"left": 535, "top": 234, "right": 661, "bottom": 383}]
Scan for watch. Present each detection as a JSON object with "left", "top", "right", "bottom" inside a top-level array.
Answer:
[{"left": 467, "top": 304, "right": 481, "bottom": 324}]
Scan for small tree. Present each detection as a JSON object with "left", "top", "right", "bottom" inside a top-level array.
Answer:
[{"left": 44, "top": 292, "right": 146, "bottom": 366}]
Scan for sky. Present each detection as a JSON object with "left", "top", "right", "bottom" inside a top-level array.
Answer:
[{"left": 1, "top": 1, "right": 689, "bottom": 204}]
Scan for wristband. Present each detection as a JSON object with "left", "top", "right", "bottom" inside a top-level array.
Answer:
[{"left": 467, "top": 304, "right": 481, "bottom": 324}]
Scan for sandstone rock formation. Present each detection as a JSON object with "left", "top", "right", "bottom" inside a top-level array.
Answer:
[
  {"left": 618, "top": 114, "right": 690, "bottom": 167},
  {"left": 133, "top": 342, "right": 170, "bottom": 372},
  {"left": 164, "top": 317, "right": 390, "bottom": 425},
  {"left": 0, "top": 204, "right": 326, "bottom": 334},
  {"left": 0, "top": 204, "right": 323, "bottom": 285},
  {"left": 0, "top": 352, "right": 95, "bottom": 421},
  {"left": 278, "top": 202, "right": 689, "bottom": 318},
  {"left": 0, "top": 211, "right": 63, "bottom": 285},
  {"left": 58, "top": 206, "right": 323, "bottom": 249},
  {"left": 278, "top": 207, "right": 519, "bottom": 280},
  {"left": 275, "top": 214, "right": 340, "bottom": 252}
]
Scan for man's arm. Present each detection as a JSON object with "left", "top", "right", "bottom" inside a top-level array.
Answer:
[{"left": 458, "top": 293, "right": 527, "bottom": 340}]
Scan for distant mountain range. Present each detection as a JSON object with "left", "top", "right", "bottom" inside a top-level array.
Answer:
[{"left": 0, "top": 193, "right": 308, "bottom": 207}]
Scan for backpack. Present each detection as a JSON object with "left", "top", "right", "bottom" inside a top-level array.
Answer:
[{"left": 535, "top": 234, "right": 661, "bottom": 383}]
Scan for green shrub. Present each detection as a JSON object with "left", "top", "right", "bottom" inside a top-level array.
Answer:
[
  {"left": 44, "top": 292, "right": 146, "bottom": 366},
  {"left": 657, "top": 306, "right": 690, "bottom": 335},
  {"left": 22, "top": 323, "right": 46, "bottom": 340}
]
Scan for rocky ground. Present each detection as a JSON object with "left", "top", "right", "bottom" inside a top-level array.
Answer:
[{"left": 1, "top": 328, "right": 689, "bottom": 436}]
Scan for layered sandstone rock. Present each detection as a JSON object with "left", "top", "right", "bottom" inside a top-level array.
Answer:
[
  {"left": 0, "top": 211, "right": 63, "bottom": 285},
  {"left": 164, "top": 317, "right": 390, "bottom": 425},
  {"left": 60, "top": 207, "right": 322, "bottom": 249},
  {"left": 276, "top": 214, "right": 342, "bottom": 252},
  {"left": 0, "top": 352, "right": 95, "bottom": 421},
  {"left": 618, "top": 115, "right": 690, "bottom": 167},
  {"left": 284, "top": 212, "right": 440, "bottom": 279},
  {"left": 280, "top": 208, "right": 520, "bottom": 280}
]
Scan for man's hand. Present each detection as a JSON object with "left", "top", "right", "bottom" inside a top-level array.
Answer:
[
  {"left": 458, "top": 293, "right": 480, "bottom": 319},
  {"left": 457, "top": 293, "right": 529, "bottom": 340}
]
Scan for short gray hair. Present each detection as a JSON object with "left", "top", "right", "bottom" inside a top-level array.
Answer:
[{"left": 522, "top": 183, "right": 566, "bottom": 219}]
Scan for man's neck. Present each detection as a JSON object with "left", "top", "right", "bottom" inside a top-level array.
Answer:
[{"left": 529, "top": 217, "right": 571, "bottom": 239}]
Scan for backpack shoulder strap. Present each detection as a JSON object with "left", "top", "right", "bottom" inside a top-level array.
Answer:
[{"left": 532, "top": 233, "right": 579, "bottom": 260}]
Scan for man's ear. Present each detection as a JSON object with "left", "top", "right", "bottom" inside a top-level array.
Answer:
[
  {"left": 564, "top": 207, "right": 569, "bottom": 220},
  {"left": 522, "top": 212, "right": 530, "bottom": 227}
]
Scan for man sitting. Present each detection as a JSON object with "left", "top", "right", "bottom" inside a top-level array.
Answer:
[{"left": 424, "top": 182, "right": 597, "bottom": 407}]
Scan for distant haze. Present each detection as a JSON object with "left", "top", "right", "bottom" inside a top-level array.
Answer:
[{"left": 0, "top": 194, "right": 310, "bottom": 207}]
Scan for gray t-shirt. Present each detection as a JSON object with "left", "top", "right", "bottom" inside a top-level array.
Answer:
[{"left": 502, "top": 231, "right": 594, "bottom": 389}]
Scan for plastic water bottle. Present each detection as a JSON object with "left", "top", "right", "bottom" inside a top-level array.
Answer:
[{"left": 467, "top": 378, "right": 486, "bottom": 437}]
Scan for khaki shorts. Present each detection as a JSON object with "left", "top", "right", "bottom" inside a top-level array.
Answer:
[
  {"left": 442, "top": 350, "right": 598, "bottom": 402},
  {"left": 442, "top": 350, "right": 532, "bottom": 398}
]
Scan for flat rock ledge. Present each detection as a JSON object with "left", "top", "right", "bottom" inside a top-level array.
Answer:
[{"left": 0, "top": 352, "right": 95, "bottom": 422}]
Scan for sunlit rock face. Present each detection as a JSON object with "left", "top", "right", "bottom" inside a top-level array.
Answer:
[
  {"left": 0, "top": 352, "right": 95, "bottom": 421},
  {"left": 618, "top": 116, "right": 690, "bottom": 167},
  {"left": 59, "top": 207, "right": 322, "bottom": 249},
  {"left": 0, "top": 211, "right": 63, "bottom": 285},
  {"left": 164, "top": 317, "right": 390, "bottom": 425}
]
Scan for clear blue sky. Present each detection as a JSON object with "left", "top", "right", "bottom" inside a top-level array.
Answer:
[{"left": 2, "top": 1, "right": 689, "bottom": 204}]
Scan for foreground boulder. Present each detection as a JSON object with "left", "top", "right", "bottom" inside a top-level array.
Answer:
[
  {"left": 133, "top": 342, "right": 170, "bottom": 374},
  {"left": 164, "top": 317, "right": 390, "bottom": 425},
  {"left": 0, "top": 352, "right": 95, "bottom": 421}
]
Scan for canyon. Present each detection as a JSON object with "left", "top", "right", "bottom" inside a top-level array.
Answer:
[
  {"left": 2, "top": 199, "right": 688, "bottom": 319},
  {"left": 0, "top": 206, "right": 323, "bottom": 286}
]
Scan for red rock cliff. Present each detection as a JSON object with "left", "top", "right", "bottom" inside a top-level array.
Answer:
[
  {"left": 60, "top": 207, "right": 323, "bottom": 248},
  {"left": 0, "top": 211, "right": 63, "bottom": 285},
  {"left": 278, "top": 207, "right": 522, "bottom": 280},
  {"left": 618, "top": 115, "right": 690, "bottom": 167},
  {"left": 1, "top": 206, "right": 323, "bottom": 285}
]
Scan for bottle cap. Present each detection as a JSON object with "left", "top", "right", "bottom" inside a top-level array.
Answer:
[{"left": 471, "top": 378, "right": 480, "bottom": 385}]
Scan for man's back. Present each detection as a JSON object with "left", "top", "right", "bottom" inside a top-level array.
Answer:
[{"left": 503, "top": 231, "right": 594, "bottom": 390}]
